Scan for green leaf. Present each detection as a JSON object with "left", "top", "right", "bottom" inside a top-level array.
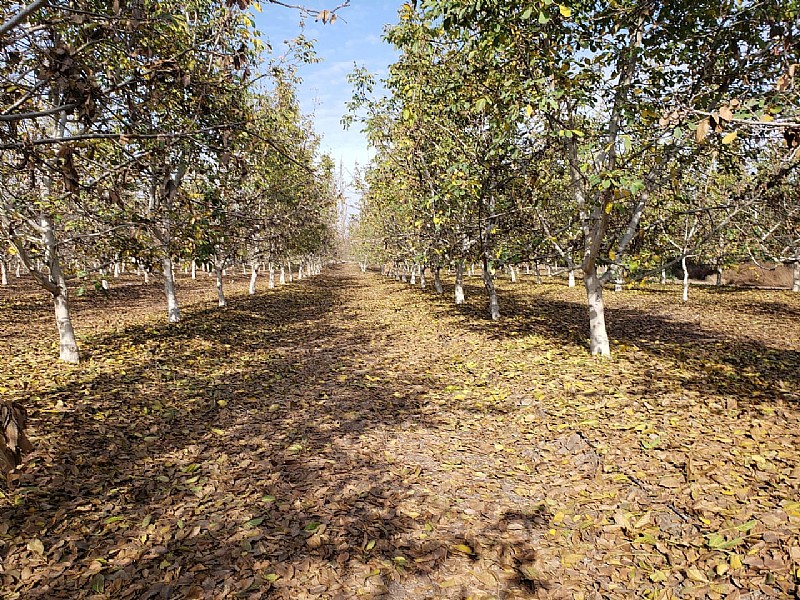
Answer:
[
  {"left": 538, "top": 11, "right": 550, "bottom": 24},
  {"left": 244, "top": 517, "right": 265, "bottom": 528}
]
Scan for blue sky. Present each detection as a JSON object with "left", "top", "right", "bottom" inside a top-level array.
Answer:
[{"left": 254, "top": 2, "right": 403, "bottom": 206}]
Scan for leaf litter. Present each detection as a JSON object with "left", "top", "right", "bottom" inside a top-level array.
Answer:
[{"left": 0, "top": 266, "right": 799, "bottom": 599}]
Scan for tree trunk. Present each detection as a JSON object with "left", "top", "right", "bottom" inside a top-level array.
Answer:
[
  {"left": 280, "top": 265, "right": 286, "bottom": 285},
  {"left": 419, "top": 264, "right": 426, "bottom": 289},
  {"left": 482, "top": 257, "right": 500, "bottom": 320},
  {"left": 0, "top": 260, "right": 7, "bottom": 286},
  {"left": 298, "top": 265, "right": 303, "bottom": 281},
  {"left": 568, "top": 268, "right": 576, "bottom": 288},
  {"left": 163, "top": 256, "right": 181, "bottom": 322},
  {"left": 287, "top": 261, "right": 294, "bottom": 282},
  {"left": 660, "top": 268, "right": 666, "bottom": 285},
  {"left": 410, "top": 264, "right": 416, "bottom": 285},
  {"left": 215, "top": 262, "right": 226, "bottom": 307},
  {"left": 584, "top": 267, "right": 610, "bottom": 356},
  {"left": 191, "top": 259, "right": 197, "bottom": 279},
  {"left": 534, "top": 262, "right": 542, "bottom": 284},
  {"left": 434, "top": 265, "right": 443, "bottom": 294},
  {"left": 793, "top": 261, "right": 799, "bottom": 292},
  {"left": 15, "top": 259, "right": 21, "bottom": 278},
  {"left": 41, "top": 216, "right": 80, "bottom": 363},
  {"left": 682, "top": 255, "right": 689, "bottom": 302},
  {"left": 510, "top": 265, "right": 517, "bottom": 283},
  {"left": 455, "top": 260, "right": 465, "bottom": 304},
  {"left": 249, "top": 262, "right": 259, "bottom": 295}
]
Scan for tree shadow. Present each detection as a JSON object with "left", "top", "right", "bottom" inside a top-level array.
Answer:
[
  {"left": 399, "top": 277, "right": 800, "bottom": 409},
  {"left": 2, "top": 267, "right": 542, "bottom": 599}
]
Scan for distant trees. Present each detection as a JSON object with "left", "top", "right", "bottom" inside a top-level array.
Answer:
[
  {"left": 0, "top": 1, "right": 342, "bottom": 361},
  {"left": 350, "top": 0, "right": 800, "bottom": 357}
]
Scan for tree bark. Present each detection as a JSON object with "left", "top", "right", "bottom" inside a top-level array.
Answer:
[
  {"left": 585, "top": 267, "right": 610, "bottom": 356},
  {"left": 419, "top": 264, "right": 426, "bottom": 289},
  {"left": 455, "top": 260, "right": 466, "bottom": 304},
  {"left": 249, "top": 262, "right": 259, "bottom": 295},
  {"left": 0, "top": 260, "right": 7, "bottom": 286},
  {"left": 793, "top": 261, "right": 799, "bottom": 292},
  {"left": 215, "top": 261, "right": 226, "bottom": 307},
  {"left": 682, "top": 255, "right": 689, "bottom": 302},
  {"left": 191, "top": 259, "right": 197, "bottom": 279},
  {"left": 482, "top": 257, "right": 500, "bottom": 320},
  {"left": 510, "top": 265, "right": 517, "bottom": 283},
  {"left": 280, "top": 265, "right": 286, "bottom": 285},
  {"left": 163, "top": 256, "right": 181, "bottom": 322},
  {"left": 434, "top": 264, "right": 443, "bottom": 294}
]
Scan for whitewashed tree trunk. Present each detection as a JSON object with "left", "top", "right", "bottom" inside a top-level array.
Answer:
[
  {"left": 0, "top": 260, "right": 7, "bottom": 285},
  {"left": 510, "top": 265, "right": 517, "bottom": 283},
  {"left": 793, "top": 262, "right": 799, "bottom": 292},
  {"left": 525, "top": 263, "right": 530, "bottom": 275},
  {"left": 113, "top": 261, "right": 120, "bottom": 278},
  {"left": 455, "top": 260, "right": 466, "bottom": 304},
  {"left": 298, "top": 265, "right": 303, "bottom": 281},
  {"left": 249, "top": 262, "right": 259, "bottom": 295},
  {"left": 568, "top": 268, "right": 576, "bottom": 288},
  {"left": 482, "top": 258, "right": 500, "bottom": 320},
  {"left": 546, "top": 264, "right": 552, "bottom": 277},
  {"left": 585, "top": 268, "right": 610, "bottom": 356},
  {"left": 53, "top": 288, "right": 79, "bottom": 363},
  {"left": 434, "top": 265, "right": 443, "bottom": 294},
  {"left": 401, "top": 265, "right": 408, "bottom": 283},
  {"left": 15, "top": 259, "right": 21, "bottom": 277},
  {"left": 534, "top": 262, "right": 542, "bottom": 284},
  {"left": 682, "top": 255, "right": 689, "bottom": 302},
  {"left": 215, "top": 262, "right": 226, "bottom": 307},
  {"left": 191, "top": 260, "right": 197, "bottom": 279},
  {"left": 37, "top": 215, "right": 80, "bottom": 363},
  {"left": 410, "top": 265, "right": 416, "bottom": 285},
  {"left": 163, "top": 256, "right": 181, "bottom": 322},
  {"left": 287, "top": 261, "right": 294, "bottom": 282},
  {"left": 660, "top": 268, "right": 666, "bottom": 285},
  {"left": 280, "top": 265, "right": 286, "bottom": 285},
  {"left": 268, "top": 262, "right": 275, "bottom": 289},
  {"left": 614, "top": 271, "right": 623, "bottom": 292},
  {"left": 143, "top": 267, "right": 149, "bottom": 284}
]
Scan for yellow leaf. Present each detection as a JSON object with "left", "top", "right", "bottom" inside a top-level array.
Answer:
[
  {"left": 559, "top": 4, "right": 572, "bottom": 17},
  {"left": 452, "top": 543, "right": 473, "bottom": 554},
  {"left": 721, "top": 131, "right": 737, "bottom": 144},
  {"left": 730, "top": 555, "right": 743, "bottom": 570},
  {"left": 609, "top": 250, "right": 616, "bottom": 261},
  {"left": 760, "top": 114, "right": 775, "bottom": 122},
  {"left": 686, "top": 567, "right": 708, "bottom": 582},
  {"left": 553, "top": 511, "right": 565, "bottom": 525},
  {"left": 605, "top": 201, "right": 614, "bottom": 214},
  {"left": 696, "top": 118, "right": 710, "bottom": 142}
]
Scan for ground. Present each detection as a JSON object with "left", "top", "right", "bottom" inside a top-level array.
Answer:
[{"left": 1, "top": 265, "right": 799, "bottom": 599}]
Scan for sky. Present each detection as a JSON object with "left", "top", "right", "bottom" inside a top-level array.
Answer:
[{"left": 254, "top": 1, "right": 404, "bottom": 211}]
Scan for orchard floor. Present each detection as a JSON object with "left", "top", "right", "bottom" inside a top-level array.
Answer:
[{"left": 1, "top": 264, "right": 800, "bottom": 600}]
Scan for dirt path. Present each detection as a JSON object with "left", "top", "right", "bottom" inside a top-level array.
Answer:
[{"left": 2, "top": 264, "right": 800, "bottom": 599}]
